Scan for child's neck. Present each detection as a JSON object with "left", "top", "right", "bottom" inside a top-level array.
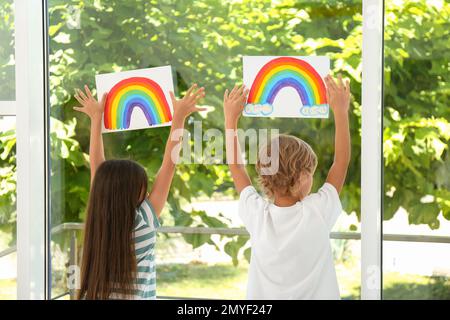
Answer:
[{"left": 273, "top": 195, "right": 299, "bottom": 207}]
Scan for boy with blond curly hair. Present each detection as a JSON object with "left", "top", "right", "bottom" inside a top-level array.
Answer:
[{"left": 223, "top": 75, "right": 351, "bottom": 299}]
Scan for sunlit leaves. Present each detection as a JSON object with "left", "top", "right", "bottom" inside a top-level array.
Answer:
[
  {"left": 0, "top": 0, "right": 448, "bottom": 260},
  {"left": 0, "top": 0, "right": 15, "bottom": 100}
]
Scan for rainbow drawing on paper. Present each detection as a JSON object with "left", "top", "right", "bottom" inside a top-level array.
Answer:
[
  {"left": 244, "top": 56, "right": 329, "bottom": 118},
  {"left": 104, "top": 77, "right": 172, "bottom": 130}
]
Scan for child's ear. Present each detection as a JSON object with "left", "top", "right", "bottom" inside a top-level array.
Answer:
[
  {"left": 292, "top": 175, "right": 304, "bottom": 192},
  {"left": 297, "top": 171, "right": 311, "bottom": 187}
]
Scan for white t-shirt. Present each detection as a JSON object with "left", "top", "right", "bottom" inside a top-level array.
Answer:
[{"left": 239, "top": 182, "right": 342, "bottom": 300}]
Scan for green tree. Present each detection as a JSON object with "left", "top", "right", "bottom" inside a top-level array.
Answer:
[
  {"left": 0, "top": 0, "right": 449, "bottom": 264},
  {"left": 0, "top": 0, "right": 14, "bottom": 100},
  {"left": 383, "top": 0, "right": 450, "bottom": 228},
  {"left": 47, "top": 0, "right": 363, "bottom": 263}
]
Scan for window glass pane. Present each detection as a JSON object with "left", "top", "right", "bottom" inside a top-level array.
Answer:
[
  {"left": 0, "top": 116, "right": 17, "bottom": 300},
  {"left": 383, "top": 0, "right": 450, "bottom": 299},
  {"left": 156, "top": 233, "right": 249, "bottom": 299},
  {"left": 49, "top": 0, "right": 362, "bottom": 299},
  {"left": 0, "top": 0, "right": 15, "bottom": 101}
]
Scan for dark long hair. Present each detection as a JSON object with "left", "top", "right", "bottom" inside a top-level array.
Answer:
[{"left": 78, "top": 159, "right": 148, "bottom": 300}]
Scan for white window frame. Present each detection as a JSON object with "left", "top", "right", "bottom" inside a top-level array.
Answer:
[
  {"left": 14, "top": 0, "right": 49, "bottom": 300},
  {"left": 0, "top": 101, "right": 16, "bottom": 115},
  {"left": 361, "top": 0, "right": 384, "bottom": 300},
  {"left": 7, "top": 0, "right": 384, "bottom": 300}
]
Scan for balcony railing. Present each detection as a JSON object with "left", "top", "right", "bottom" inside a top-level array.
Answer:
[{"left": 49, "top": 222, "right": 450, "bottom": 243}]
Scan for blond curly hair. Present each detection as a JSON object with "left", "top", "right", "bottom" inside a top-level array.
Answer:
[{"left": 256, "top": 134, "right": 317, "bottom": 198}]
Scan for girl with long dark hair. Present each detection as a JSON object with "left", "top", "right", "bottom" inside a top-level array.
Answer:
[{"left": 73, "top": 84, "right": 205, "bottom": 299}]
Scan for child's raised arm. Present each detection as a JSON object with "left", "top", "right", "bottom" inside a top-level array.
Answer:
[
  {"left": 324, "top": 74, "right": 351, "bottom": 194},
  {"left": 148, "top": 84, "right": 206, "bottom": 217},
  {"left": 74, "top": 86, "right": 107, "bottom": 184},
  {"left": 224, "top": 85, "right": 252, "bottom": 193}
]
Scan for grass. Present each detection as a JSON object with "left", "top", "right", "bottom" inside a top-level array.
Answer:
[
  {"left": 0, "top": 278, "right": 16, "bottom": 300},
  {"left": 383, "top": 273, "right": 450, "bottom": 300},
  {"left": 336, "top": 262, "right": 361, "bottom": 299},
  {"left": 157, "top": 262, "right": 248, "bottom": 300},
  {"left": 156, "top": 263, "right": 450, "bottom": 300}
]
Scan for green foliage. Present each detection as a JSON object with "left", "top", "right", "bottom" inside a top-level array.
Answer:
[
  {"left": 0, "top": 0, "right": 449, "bottom": 262},
  {"left": 0, "top": 0, "right": 14, "bottom": 100},
  {"left": 45, "top": 0, "right": 364, "bottom": 264},
  {"left": 383, "top": 0, "right": 450, "bottom": 228},
  {"left": 50, "top": 117, "right": 90, "bottom": 225},
  {"left": 224, "top": 236, "right": 249, "bottom": 266},
  {"left": 0, "top": 122, "right": 16, "bottom": 244}
]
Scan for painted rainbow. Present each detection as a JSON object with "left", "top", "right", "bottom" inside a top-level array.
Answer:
[
  {"left": 104, "top": 77, "right": 172, "bottom": 130},
  {"left": 247, "top": 57, "right": 327, "bottom": 107}
]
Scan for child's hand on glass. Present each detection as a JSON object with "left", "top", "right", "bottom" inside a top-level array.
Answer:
[
  {"left": 223, "top": 84, "right": 249, "bottom": 124},
  {"left": 169, "top": 84, "right": 206, "bottom": 125},
  {"left": 74, "top": 85, "right": 107, "bottom": 120},
  {"left": 325, "top": 74, "right": 351, "bottom": 115}
]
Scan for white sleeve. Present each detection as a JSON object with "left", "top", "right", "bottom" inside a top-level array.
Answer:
[
  {"left": 238, "top": 185, "right": 266, "bottom": 235},
  {"left": 308, "top": 182, "right": 343, "bottom": 231}
]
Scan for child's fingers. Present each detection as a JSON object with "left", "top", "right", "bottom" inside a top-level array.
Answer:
[
  {"left": 345, "top": 79, "right": 350, "bottom": 92},
  {"left": 192, "top": 92, "right": 205, "bottom": 104},
  {"left": 224, "top": 89, "right": 229, "bottom": 101},
  {"left": 324, "top": 77, "right": 331, "bottom": 91},
  {"left": 100, "top": 93, "right": 107, "bottom": 106},
  {"left": 188, "top": 90, "right": 204, "bottom": 104},
  {"left": 229, "top": 85, "right": 238, "bottom": 99},
  {"left": 77, "top": 88, "right": 88, "bottom": 101},
  {"left": 73, "top": 106, "right": 84, "bottom": 113},
  {"left": 236, "top": 84, "right": 244, "bottom": 96},
  {"left": 325, "top": 75, "right": 337, "bottom": 92},
  {"left": 228, "top": 87, "right": 234, "bottom": 99},
  {"left": 169, "top": 91, "right": 176, "bottom": 105},
  {"left": 233, "top": 87, "right": 247, "bottom": 104},
  {"left": 186, "top": 84, "right": 197, "bottom": 97},
  {"left": 196, "top": 90, "right": 206, "bottom": 101},
  {"left": 192, "top": 87, "right": 205, "bottom": 99},
  {"left": 241, "top": 88, "right": 250, "bottom": 102},
  {"left": 194, "top": 107, "right": 208, "bottom": 112},
  {"left": 84, "top": 85, "right": 93, "bottom": 99},
  {"left": 186, "top": 84, "right": 198, "bottom": 97},
  {"left": 328, "top": 78, "right": 337, "bottom": 92},
  {"left": 337, "top": 74, "right": 345, "bottom": 89},
  {"left": 74, "top": 94, "right": 84, "bottom": 105},
  {"left": 196, "top": 89, "right": 206, "bottom": 98}
]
